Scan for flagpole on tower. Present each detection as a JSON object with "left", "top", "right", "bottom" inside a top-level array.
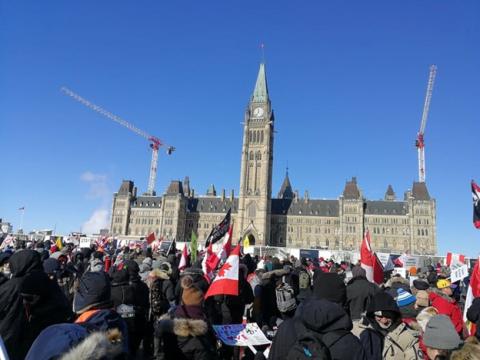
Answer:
[{"left": 18, "top": 206, "right": 25, "bottom": 232}]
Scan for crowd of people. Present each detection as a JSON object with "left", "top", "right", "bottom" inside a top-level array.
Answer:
[{"left": 0, "top": 239, "right": 480, "bottom": 360}]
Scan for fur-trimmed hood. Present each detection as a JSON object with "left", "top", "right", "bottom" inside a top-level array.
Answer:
[
  {"left": 386, "top": 275, "right": 409, "bottom": 287},
  {"left": 149, "top": 268, "right": 170, "bottom": 280},
  {"left": 60, "top": 329, "right": 123, "bottom": 360},
  {"left": 158, "top": 316, "right": 209, "bottom": 337},
  {"left": 261, "top": 268, "right": 289, "bottom": 280}
]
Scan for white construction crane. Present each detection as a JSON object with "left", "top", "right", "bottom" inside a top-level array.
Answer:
[
  {"left": 415, "top": 65, "right": 437, "bottom": 183},
  {"left": 61, "top": 87, "right": 175, "bottom": 195}
]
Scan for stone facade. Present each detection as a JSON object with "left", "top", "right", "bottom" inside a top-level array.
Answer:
[{"left": 110, "top": 63, "right": 437, "bottom": 255}]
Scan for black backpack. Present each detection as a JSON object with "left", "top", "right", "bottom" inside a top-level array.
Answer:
[{"left": 286, "top": 320, "right": 348, "bottom": 360}]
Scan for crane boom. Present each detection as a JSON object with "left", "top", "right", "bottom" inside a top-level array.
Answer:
[
  {"left": 418, "top": 65, "right": 437, "bottom": 135},
  {"left": 416, "top": 65, "right": 437, "bottom": 183},
  {"left": 61, "top": 86, "right": 175, "bottom": 195}
]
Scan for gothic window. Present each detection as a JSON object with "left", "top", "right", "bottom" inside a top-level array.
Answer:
[
  {"left": 425, "top": 229, "right": 428, "bottom": 236},
  {"left": 260, "top": 131, "right": 264, "bottom": 143},
  {"left": 249, "top": 131, "right": 253, "bottom": 142},
  {"left": 247, "top": 202, "right": 256, "bottom": 218},
  {"left": 253, "top": 131, "right": 257, "bottom": 143},
  {"left": 249, "top": 151, "right": 254, "bottom": 160},
  {"left": 256, "top": 151, "right": 261, "bottom": 160}
]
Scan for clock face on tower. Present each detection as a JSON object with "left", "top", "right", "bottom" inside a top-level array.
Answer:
[{"left": 253, "top": 107, "right": 264, "bottom": 118}]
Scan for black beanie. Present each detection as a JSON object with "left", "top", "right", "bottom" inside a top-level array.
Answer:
[
  {"left": 367, "top": 291, "right": 400, "bottom": 316},
  {"left": 313, "top": 272, "right": 346, "bottom": 305}
]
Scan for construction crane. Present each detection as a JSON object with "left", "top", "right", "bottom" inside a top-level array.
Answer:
[
  {"left": 415, "top": 65, "right": 437, "bottom": 183},
  {"left": 61, "top": 87, "right": 175, "bottom": 196}
]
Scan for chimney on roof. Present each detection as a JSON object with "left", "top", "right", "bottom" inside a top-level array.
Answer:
[
  {"left": 133, "top": 186, "right": 137, "bottom": 197},
  {"left": 294, "top": 190, "right": 299, "bottom": 203},
  {"left": 304, "top": 190, "right": 309, "bottom": 203},
  {"left": 230, "top": 189, "right": 234, "bottom": 201},
  {"left": 221, "top": 189, "right": 225, "bottom": 200},
  {"left": 191, "top": 189, "right": 195, "bottom": 198}
]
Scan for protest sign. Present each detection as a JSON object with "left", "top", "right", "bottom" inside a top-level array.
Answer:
[
  {"left": 451, "top": 264, "right": 469, "bottom": 283},
  {"left": 213, "top": 323, "right": 271, "bottom": 347},
  {"left": 79, "top": 237, "right": 91, "bottom": 248},
  {"left": 392, "top": 267, "right": 407, "bottom": 278}
]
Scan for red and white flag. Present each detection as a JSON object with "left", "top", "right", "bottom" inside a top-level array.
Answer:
[
  {"left": 146, "top": 232, "right": 156, "bottom": 245},
  {"left": 464, "top": 256, "right": 480, "bottom": 336},
  {"left": 361, "top": 230, "right": 383, "bottom": 284},
  {"left": 205, "top": 243, "right": 240, "bottom": 299},
  {"left": 179, "top": 243, "right": 189, "bottom": 271},
  {"left": 446, "top": 252, "right": 466, "bottom": 267},
  {"left": 202, "top": 224, "right": 234, "bottom": 280}
]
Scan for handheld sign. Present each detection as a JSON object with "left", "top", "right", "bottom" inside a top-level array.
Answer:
[{"left": 213, "top": 323, "right": 271, "bottom": 347}]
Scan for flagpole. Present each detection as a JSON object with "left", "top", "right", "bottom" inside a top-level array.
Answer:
[{"left": 19, "top": 207, "right": 25, "bottom": 232}]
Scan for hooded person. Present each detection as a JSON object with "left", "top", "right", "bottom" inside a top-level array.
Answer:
[
  {"left": 72, "top": 271, "right": 129, "bottom": 355},
  {"left": 149, "top": 263, "right": 176, "bottom": 319},
  {"left": 268, "top": 298, "right": 366, "bottom": 360},
  {"left": 0, "top": 250, "right": 72, "bottom": 360},
  {"left": 358, "top": 291, "right": 421, "bottom": 360},
  {"left": 312, "top": 271, "right": 347, "bottom": 306},
  {"left": 346, "top": 265, "right": 380, "bottom": 320},
  {"left": 154, "top": 275, "right": 218, "bottom": 360},
  {"left": 466, "top": 297, "right": 480, "bottom": 341}
]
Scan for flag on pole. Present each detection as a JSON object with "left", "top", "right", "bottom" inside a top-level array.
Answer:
[
  {"left": 206, "top": 224, "right": 234, "bottom": 272},
  {"left": 202, "top": 243, "right": 215, "bottom": 282},
  {"left": 179, "top": 243, "right": 189, "bottom": 271},
  {"left": 205, "top": 243, "right": 241, "bottom": 299},
  {"left": 360, "top": 230, "right": 383, "bottom": 284},
  {"left": 205, "top": 209, "right": 231, "bottom": 247},
  {"left": 446, "top": 252, "right": 466, "bottom": 267},
  {"left": 243, "top": 235, "right": 250, "bottom": 249},
  {"left": 55, "top": 236, "right": 63, "bottom": 251},
  {"left": 190, "top": 231, "right": 198, "bottom": 263},
  {"left": 472, "top": 180, "right": 480, "bottom": 229},
  {"left": 146, "top": 232, "right": 156, "bottom": 245},
  {"left": 464, "top": 256, "right": 480, "bottom": 336}
]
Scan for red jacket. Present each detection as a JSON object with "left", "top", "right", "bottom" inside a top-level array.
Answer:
[{"left": 429, "top": 292, "right": 463, "bottom": 333}]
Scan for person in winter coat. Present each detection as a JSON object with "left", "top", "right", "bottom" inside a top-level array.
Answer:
[
  {"left": 155, "top": 276, "right": 218, "bottom": 360},
  {"left": 0, "top": 250, "right": 72, "bottom": 360},
  {"left": 358, "top": 291, "right": 421, "bottom": 360},
  {"left": 73, "top": 271, "right": 129, "bottom": 356},
  {"left": 385, "top": 274, "right": 411, "bottom": 293},
  {"left": 346, "top": 266, "right": 380, "bottom": 320},
  {"left": 429, "top": 279, "right": 463, "bottom": 334},
  {"left": 149, "top": 265, "right": 176, "bottom": 318},
  {"left": 268, "top": 298, "right": 366, "bottom": 360}
]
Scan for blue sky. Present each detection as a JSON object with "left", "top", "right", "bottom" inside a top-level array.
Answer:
[{"left": 0, "top": 1, "right": 479, "bottom": 256}]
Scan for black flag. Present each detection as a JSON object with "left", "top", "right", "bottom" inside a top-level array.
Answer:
[
  {"left": 205, "top": 209, "right": 231, "bottom": 247},
  {"left": 472, "top": 180, "right": 480, "bottom": 229}
]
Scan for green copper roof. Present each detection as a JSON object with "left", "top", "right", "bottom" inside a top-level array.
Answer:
[{"left": 252, "top": 63, "right": 269, "bottom": 103}]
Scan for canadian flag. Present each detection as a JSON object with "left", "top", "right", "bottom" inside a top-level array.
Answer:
[
  {"left": 205, "top": 243, "right": 240, "bottom": 299},
  {"left": 446, "top": 252, "right": 466, "bottom": 267},
  {"left": 179, "top": 243, "right": 189, "bottom": 271},
  {"left": 146, "top": 232, "right": 156, "bottom": 245},
  {"left": 464, "top": 256, "right": 480, "bottom": 336},
  {"left": 360, "top": 230, "right": 384, "bottom": 284}
]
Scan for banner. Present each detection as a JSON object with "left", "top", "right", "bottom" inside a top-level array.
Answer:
[{"left": 213, "top": 323, "right": 271, "bottom": 347}]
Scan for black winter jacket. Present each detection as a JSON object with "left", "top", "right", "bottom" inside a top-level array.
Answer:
[{"left": 268, "top": 298, "right": 367, "bottom": 360}]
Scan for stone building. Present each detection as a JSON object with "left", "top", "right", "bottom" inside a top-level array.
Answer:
[{"left": 110, "top": 63, "right": 437, "bottom": 255}]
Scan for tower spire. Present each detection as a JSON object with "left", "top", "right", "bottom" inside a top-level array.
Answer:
[{"left": 252, "top": 63, "right": 269, "bottom": 103}]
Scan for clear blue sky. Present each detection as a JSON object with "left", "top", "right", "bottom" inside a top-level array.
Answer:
[{"left": 1, "top": 1, "right": 479, "bottom": 256}]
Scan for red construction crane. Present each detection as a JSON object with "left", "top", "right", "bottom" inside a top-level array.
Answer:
[
  {"left": 415, "top": 65, "right": 437, "bottom": 183},
  {"left": 61, "top": 87, "right": 175, "bottom": 195}
]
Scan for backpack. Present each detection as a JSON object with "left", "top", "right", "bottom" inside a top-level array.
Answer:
[
  {"left": 276, "top": 277, "right": 297, "bottom": 313},
  {"left": 287, "top": 320, "right": 332, "bottom": 360},
  {"left": 298, "top": 269, "right": 311, "bottom": 290}
]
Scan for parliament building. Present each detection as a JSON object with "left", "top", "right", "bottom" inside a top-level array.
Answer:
[{"left": 110, "top": 63, "right": 437, "bottom": 255}]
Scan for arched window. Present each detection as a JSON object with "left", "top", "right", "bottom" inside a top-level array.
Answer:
[
  {"left": 253, "top": 131, "right": 257, "bottom": 143},
  {"left": 249, "top": 131, "right": 253, "bottom": 142},
  {"left": 260, "top": 131, "right": 264, "bottom": 143},
  {"left": 249, "top": 151, "right": 254, "bottom": 160}
]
